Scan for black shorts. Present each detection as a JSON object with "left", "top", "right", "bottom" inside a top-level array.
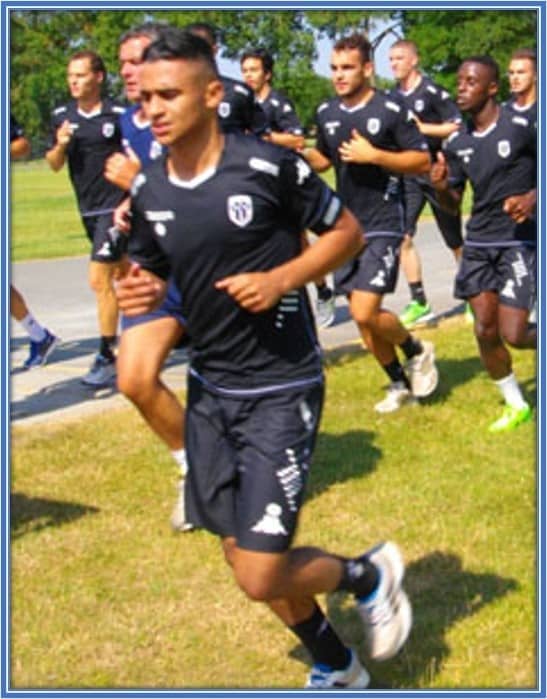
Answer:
[
  {"left": 455, "top": 244, "right": 536, "bottom": 310},
  {"left": 82, "top": 213, "right": 127, "bottom": 263},
  {"left": 404, "top": 177, "right": 463, "bottom": 251},
  {"left": 185, "top": 375, "right": 324, "bottom": 553},
  {"left": 335, "top": 235, "right": 401, "bottom": 297}
]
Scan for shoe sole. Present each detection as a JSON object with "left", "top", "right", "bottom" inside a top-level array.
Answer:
[
  {"left": 406, "top": 343, "right": 439, "bottom": 398},
  {"left": 374, "top": 395, "right": 418, "bottom": 413},
  {"left": 371, "top": 588, "right": 412, "bottom": 661},
  {"left": 81, "top": 374, "right": 117, "bottom": 387},
  {"left": 401, "top": 312, "right": 436, "bottom": 328},
  {"left": 362, "top": 542, "right": 410, "bottom": 661}
]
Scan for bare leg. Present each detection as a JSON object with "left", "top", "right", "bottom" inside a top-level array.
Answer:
[{"left": 117, "top": 317, "right": 185, "bottom": 450}]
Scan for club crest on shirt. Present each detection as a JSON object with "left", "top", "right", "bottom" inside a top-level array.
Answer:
[
  {"left": 227, "top": 195, "right": 253, "bottom": 227},
  {"left": 414, "top": 99, "right": 424, "bottom": 113},
  {"left": 498, "top": 140, "right": 511, "bottom": 158},
  {"left": 102, "top": 122, "right": 115, "bottom": 138},
  {"left": 367, "top": 118, "right": 380, "bottom": 135},
  {"left": 218, "top": 102, "right": 231, "bottom": 118}
]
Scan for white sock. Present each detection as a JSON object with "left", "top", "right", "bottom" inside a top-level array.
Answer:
[
  {"left": 494, "top": 373, "right": 527, "bottom": 409},
  {"left": 20, "top": 314, "right": 46, "bottom": 343},
  {"left": 171, "top": 448, "right": 188, "bottom": 477}
]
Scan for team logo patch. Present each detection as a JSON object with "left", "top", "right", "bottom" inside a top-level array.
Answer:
[
  {"left": 218, "top": 101, "right": 231, "bottom": 118},
  {"left": 367, "top": 118, "right": 380, "bottom": 135},
  {"left": 498, "top": 140, "right": 511, "bottom": 158},
  {"left": 251, "top": 503, "right": 287, "bottom": 535},
  {"left": 414, "top": 99, "right": 424, "bottom": 113},
  {"left": 227, "top": 195, "right": 253, "bottom": 227},
  {"left": 102, "top": 122, "right": 115, "bottom": 138}
]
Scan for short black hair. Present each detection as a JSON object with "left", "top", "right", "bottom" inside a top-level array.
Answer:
[
  {"left": 462, "top": 55, "right": 500, "bottom": 84},
  {"left": 142, "top": 27, "right": 219, "bottom": 76},
  {"left": 240, "top": 48, "right": 274, "bottom": 76},
  {"left": 184, "top": 21, "right": 217, "bottom": 48},
  {"left": 334, "top": 34, "right": 372, "bottom": 64}
]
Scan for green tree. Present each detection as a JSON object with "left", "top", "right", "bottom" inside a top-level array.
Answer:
[{"left": 399, "top": 10, "right": 537, "bottom": 98}]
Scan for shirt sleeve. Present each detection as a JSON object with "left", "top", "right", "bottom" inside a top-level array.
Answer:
[
  {"left": 278, "top": 149, "right": 342, "bottom": 234},
  {"left": 275, "top": 96, "right": 303, "bottom": 135},
  {"left": 443, "top": 140, "right": 467, "bottom": 191},
  {"left": 392, "top": 105, "right": 430, "bottom": 152}
]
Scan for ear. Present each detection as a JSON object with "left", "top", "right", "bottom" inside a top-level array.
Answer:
[
  {"left": 206, "top": 78, "right": 224, "bottom": 109},
  {"left": 363, "top": 61, "right": 375, "bottom": 80},
  {"left": 488, "top": 81, "right": 499, "bottom": 98}
]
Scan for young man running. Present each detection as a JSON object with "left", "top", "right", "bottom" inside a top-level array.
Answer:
[
  {"left": 431, "top": 55, "right": 536, "bottom": 432},
  {"left": 505, "top": 48, "right": 537, "bottom": 126},
  {"left": 304, "top": 34, "right": 439, "bottom": 412},
  {"left": 241, "top": 47, "right": 336, "bottom": 328},
  {"left": 116, "top": 28, "right": 412, "bottom": 687},
  {"left": 389, "top": 39, "right": 463, "bottom": 328},
  {"left": 46, "top": 51, "right": 126, "bottom": 387}
]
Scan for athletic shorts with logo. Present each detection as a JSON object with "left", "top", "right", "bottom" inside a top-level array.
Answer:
[
  {"left": 83, "top": 213, "right": 127, "bottom": 263},
  {"left": 185, "top": 374, "right": 324, "bottom": 553},
  {"left": 121, "top": 277, "right": 186, "bottom": 333},
  {"left": 403, "top": 176, "right": 463, "bottom": 251},
  {"left": 335, "top": 235, "right": 402, "bottom": 296},
  {"left": 455, "top": 244, "right": 536, "bottom": 310}
]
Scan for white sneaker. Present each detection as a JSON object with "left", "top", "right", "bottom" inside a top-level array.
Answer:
[
  {"left": 374, "top": 382, "right": 417, "bottom": 413},
  {"left": 405, "top": 340, "right": 439, "bottom": 398},
  {"left": 357, "top": 541, "right": 412, "bottom": 662},
  {"left": 81, "top": 354, "right": 116, "bottom": 387},
  {"left": 305, "top": 648, "right": 370, "bottom": 688},
  {"left": 316, "top": 293, "right": 336, "bottom": 329},
  {"left": 170, "top": 478, "right": 194, "bottom": 532}
]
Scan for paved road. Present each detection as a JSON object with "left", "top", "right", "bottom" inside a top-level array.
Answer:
[{"left": 10, "top": 220, "right": 465, "bottom": 427}]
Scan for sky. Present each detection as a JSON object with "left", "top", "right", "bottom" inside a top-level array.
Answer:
[{"left": 217, "top": 21, "right": 396, "bottom": 83}]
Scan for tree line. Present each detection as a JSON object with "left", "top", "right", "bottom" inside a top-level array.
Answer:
[{"left": 10, "top": 9, "right": 536, "bottom": 154}]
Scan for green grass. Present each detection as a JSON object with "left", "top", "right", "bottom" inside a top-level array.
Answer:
[
  {"left": 11, "top": 160, "right": 88, "bottom": 261},
  {"left": 11, "top": 159, "right": 472, "bottom": 262},
  {"left": 10, "top": 320, "right": 537, "bottom": 689}
]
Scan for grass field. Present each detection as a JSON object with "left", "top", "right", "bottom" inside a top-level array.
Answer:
[
  {"left": 10, "top": 321, "right": 537, "bottom": 690},
  {"left": 10, "top": 159, "right": 473, "bottom": 262}
]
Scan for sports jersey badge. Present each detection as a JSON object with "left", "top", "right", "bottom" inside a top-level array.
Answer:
[
  {"left": 227, "top": 195, "right": 253, "bottom": 227},
  {"left": 102, "top": 122, "right": 115, "bottom": 138},
  {"left": 218, "top": 102, "right": 231, "bottom": 118},
  {"left": 498, "top": 140, "right": 511, "bottom": 158},
  {"left": 414, "top": 99, "right": 424, "bottom": 113},
  {"left": 367, "top": 118, "right": 380, "bottom": 135}
]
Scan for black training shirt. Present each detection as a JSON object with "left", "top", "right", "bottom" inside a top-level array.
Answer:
[
  {"left": 128, "top": 133, "right": 343, "bottom": 394},
  {"left": 47, "top": 98, "right": 126, "bottom": 216},
  {"left": 443, "top": 108, "right": 536, "bottom": 246},
  {"left": 315, "top": 91, "right": 429, "bottom": 237}
]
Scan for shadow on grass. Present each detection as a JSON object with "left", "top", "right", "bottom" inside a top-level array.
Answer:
[
  {"left": 10, "top": 492, "right": 99, "bottom": 540},
  {"left": 307, "top": 429, "right": 381, "bottom": 502},
  {"left": 289, "top": 550, "right": 518, "bottom": 689}
]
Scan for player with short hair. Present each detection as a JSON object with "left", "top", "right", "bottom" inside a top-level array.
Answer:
[
  {"left": 431, "top": 55, "right": 536, "bottom": 432},
  {"left": 241, "top": 46, "right": 336, "bottom": 329},
  {"left": 389, "top": 39, "right": 464, "bottom": 328},
  {"left": 304, "top": 34, "right": 439, "bottom": 413},
  {"left": 11, "top": 114, "right": 59, "bottom": 369},
  {"left": 116, "top": 28, "right": 412, "bottom": 688},
  {"left": 185, "top": 22, "right": 267, "bottom": 136},
  {"left": 505, "top": 48, "right": 537, "bottom": 126},
  {"left": 46, "top": 49, "right": 126, "bottom": 387}
]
